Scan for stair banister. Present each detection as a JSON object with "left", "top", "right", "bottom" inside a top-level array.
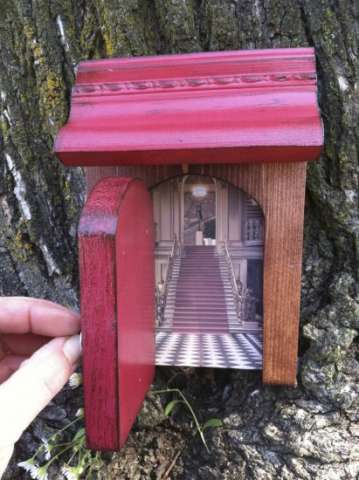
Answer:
[
  {"left": 156, "top": 235, "right": 179, "bottom": 327},
  {"left": 223, "top": 242, "right": 242, "bottom": 325}
]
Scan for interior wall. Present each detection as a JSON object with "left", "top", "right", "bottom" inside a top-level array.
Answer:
[
  {"left": 152, "top": 178, "right": 180, "bottom": 285},
  {"left": 152, "top": 175, "right": 264, "bottom": 319}
]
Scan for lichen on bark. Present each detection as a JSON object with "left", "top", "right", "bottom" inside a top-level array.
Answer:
[{"left": 0, "top": 0, "right": 358, "bottom": 478}]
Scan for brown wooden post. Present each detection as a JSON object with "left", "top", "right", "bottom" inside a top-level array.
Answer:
[{"left": 260, "top": 163, "right": 306, "bottom": 385}]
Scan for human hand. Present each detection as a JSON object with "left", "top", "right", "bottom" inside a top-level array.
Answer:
[{"left": 0, "top": 297, "right": 81, "bottom": 477}]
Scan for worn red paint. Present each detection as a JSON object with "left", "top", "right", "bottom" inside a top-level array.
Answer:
[
  {"left": 55, "top": 48, "right": 323, "bottom": 166},
  {"left": 79, "top": 177, "right": 155, "bottom": 450}
]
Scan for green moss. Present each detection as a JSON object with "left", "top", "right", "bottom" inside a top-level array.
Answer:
[
  {"left": 10, "top": 227, "right": 34, "bottom": 263},
  {"left": 0, "top": 117, "right": 10, "bottom": 140},
  {"left": 38, "top": 71, "right": 67, "bottom": 128},
  {"left": 103, "top": 31, "right": 114, "bottom": 56}
]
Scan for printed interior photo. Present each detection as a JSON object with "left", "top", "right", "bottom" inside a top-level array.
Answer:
[{"left": 152, "top": 175, "right": 264, "bottom": 369}]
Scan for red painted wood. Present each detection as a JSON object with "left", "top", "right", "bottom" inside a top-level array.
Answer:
[
  {"left": 55, "top": 48, "right": 323, "bottom": 167},
  {"left": 79, "top": 177, "right": 155, "bottom": 450}
]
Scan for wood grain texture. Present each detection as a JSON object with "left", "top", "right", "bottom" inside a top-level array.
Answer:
[
  {"left": 86, "top": 163, "right": 306, "bottom": 386},
  {"left": 55, "top": 48, "right": 323, "bottom": 166},
  {"left": 79, "top": 177, "right": 155, "bottom": 450},
  {"left": 116, "top": 180, "right": 155, "bottom": 446}
]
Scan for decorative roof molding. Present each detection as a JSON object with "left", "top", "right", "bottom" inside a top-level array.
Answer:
[
  {"left": 55, "top": 48, "right": 323, "bottom": 167},
  {"left": 72, "top": 73, "right": 317, "bottom": 97}
]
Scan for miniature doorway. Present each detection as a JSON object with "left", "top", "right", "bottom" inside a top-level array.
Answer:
[{"left": 152, "top": 175, "right": 264, "bottom": 370}]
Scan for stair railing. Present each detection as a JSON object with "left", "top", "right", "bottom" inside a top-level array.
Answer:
[
  {"left": 222, "top": 242, "right": 243, "bottom": 325},
  {"left": 222, "top": 242, "right": 259, "bottom": 325},
  {"left": 156, "top": 235, "right": 180, "bottom": 327}
]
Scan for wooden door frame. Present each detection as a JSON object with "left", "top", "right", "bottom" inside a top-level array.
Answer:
[{"left": 86, "top": 161, "right": 306, "bottom": 386}]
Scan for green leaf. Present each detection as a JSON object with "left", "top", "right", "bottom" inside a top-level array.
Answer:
[
  {"left": 164, "top": 399, "right": 183, "bottom": 416},
  {"left": 202, "top": 418, "right": 223, "bottom": 431}
]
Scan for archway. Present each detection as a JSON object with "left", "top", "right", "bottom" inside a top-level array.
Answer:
[{"left": 151, "top": 174, "right": 264, "bottom": 369}]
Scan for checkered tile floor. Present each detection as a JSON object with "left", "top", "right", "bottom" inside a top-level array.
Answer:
[{"left": 155, "top": 331, "right": 262, "bottom": 369}]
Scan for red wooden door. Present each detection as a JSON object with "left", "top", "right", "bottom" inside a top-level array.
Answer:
[{"left": 79, "top": 177, "right": 155, "bottom": 450}]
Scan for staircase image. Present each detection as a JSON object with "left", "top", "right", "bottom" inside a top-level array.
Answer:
[
  {"left": 156, "top": 245, "right": 262, "bottom": 369},
  {"left": 164, "top": 246, "right": 239, "bottom": 332}
]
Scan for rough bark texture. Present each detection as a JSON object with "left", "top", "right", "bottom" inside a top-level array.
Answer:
[{"left": 0, "top": 1, "right": 358, "bottom": 479}]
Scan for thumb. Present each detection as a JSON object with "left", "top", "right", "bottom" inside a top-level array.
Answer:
[{"left": 0, "top": 335, "right": 81, "bottom": 450}]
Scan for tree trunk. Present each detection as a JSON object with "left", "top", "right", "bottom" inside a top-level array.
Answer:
[{"left": 0, "top": 1, "right": 358, "bottom": 479}]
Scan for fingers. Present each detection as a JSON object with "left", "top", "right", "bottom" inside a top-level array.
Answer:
[
  {"left": 0, "top": 445, "right": 14, "bottom": 479},
  {"left": 0, "top": 333, "right": 49, "bottom": 357},
  {"left": 0, "top": 297, "right": 80, "bottom": 336},
  {"left": 0, "top": 334, "right": 81, "bottom": 448},
  {"left": 0, "top": 355, "right": 26, "bottom": 383}
]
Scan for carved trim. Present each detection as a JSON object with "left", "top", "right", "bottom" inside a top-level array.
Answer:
[
  {"left": 73, "top": 72, "right": 317, "bottom": 97},
  {"left": 55, "top": 48, "right": 323, "bottom": 167}
]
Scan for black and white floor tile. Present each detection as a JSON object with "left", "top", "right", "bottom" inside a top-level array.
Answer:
[{"left": 155, "top": 331, "right": 262, "bottom": 369}]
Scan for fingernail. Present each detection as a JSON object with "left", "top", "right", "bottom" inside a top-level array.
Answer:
[{"left": 63, "top": 334, "right": 82, "bottom": 364}]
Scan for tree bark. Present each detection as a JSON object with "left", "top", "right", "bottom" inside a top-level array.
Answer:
[{"left": 0, "top": 1, "right": 358, "bottom": 479}]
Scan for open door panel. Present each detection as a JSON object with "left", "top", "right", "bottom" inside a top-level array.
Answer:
[{"left": 79, "top": 177, "right": 155, "bottom": 450}]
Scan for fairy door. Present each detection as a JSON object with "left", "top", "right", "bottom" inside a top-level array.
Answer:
[{"left": 79, "top": 177, "right": 155, "bottom": 450}]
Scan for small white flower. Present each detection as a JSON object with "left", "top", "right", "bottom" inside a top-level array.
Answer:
[
  {"left": 35, "top": 466, "right": 49, "bottom": 480},
  {"left": 68, "top": 373, "right": 82, "bottom": 388},
  {"left": 18, "top": 458, "right": 39, "bottom": 478},
  {"left": 31, "top": 468, "right": 40, "bottom": 480},
  {"left": 75, "top": 408, "right": 84, "bottom": 418},
  {"left": 42, "top": 441, "right": 52, "bottom": 461},
  {"left": 33, "top": 465, "right": 49, "bottom": 480},
  {"left": 61, "top": 465, "right": 82, "bottom": 480}
]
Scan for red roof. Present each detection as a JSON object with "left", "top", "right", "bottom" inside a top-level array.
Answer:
[{"left": 55, "top": 48, "right": 323, "bottom": 166}]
